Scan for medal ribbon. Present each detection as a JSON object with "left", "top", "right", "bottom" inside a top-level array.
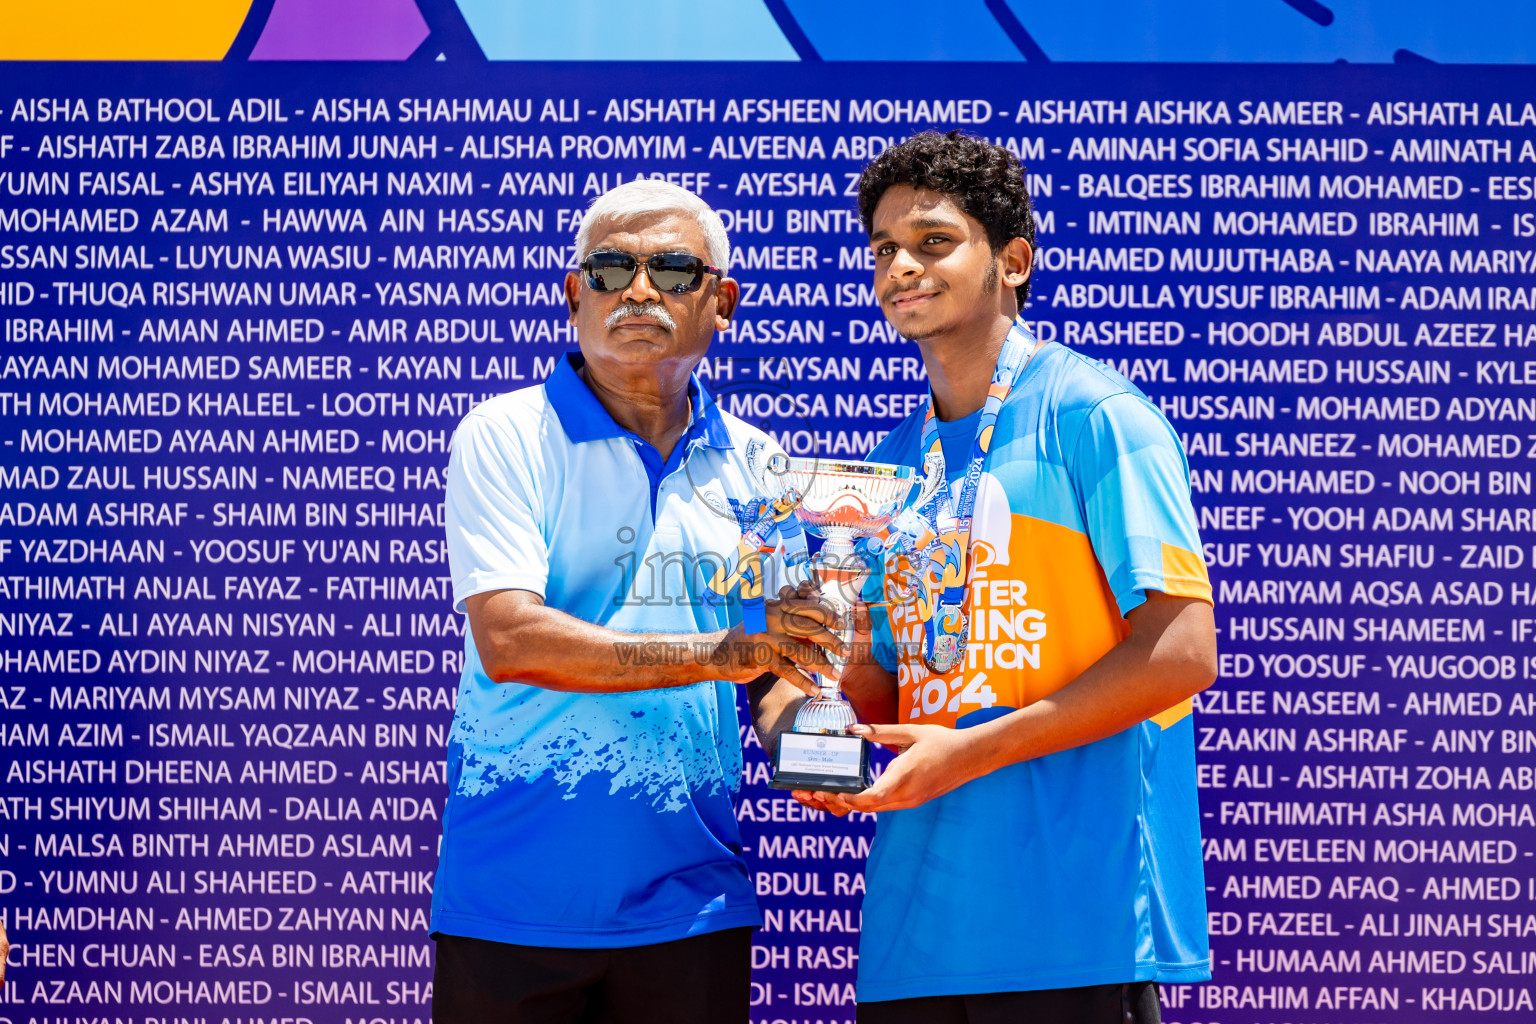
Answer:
[
  {"left": 884, "top": 316, "right": 1041, "bottom": 670},
  {"left": 706, "top": 492, "right": 804, "bottom": 635},
  {"left": 700, "top": 440, "right": 805, "bottom": 635}
]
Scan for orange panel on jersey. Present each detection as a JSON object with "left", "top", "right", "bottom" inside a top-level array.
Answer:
[{"left": 892, "top": 514, "right": 1128, "bottom": 729}]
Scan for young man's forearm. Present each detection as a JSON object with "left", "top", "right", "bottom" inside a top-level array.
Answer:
[
  {"left": 748, "top": 658, "right": 899, "bottom": 758},
  {"left": 949, "top": 595, "right": 1216, "bottom": 775},
  {"left": 839, "top": 660, "right": 900, "bottom": 725},
  {"left": 820, "top": 594, "right": 1218, "bottom": 814},
  {"left": 747, "top": 676, "right": 805, "bottom": 755}
]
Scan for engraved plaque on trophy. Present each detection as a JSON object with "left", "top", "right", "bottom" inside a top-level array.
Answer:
[{"left": 768, "top": 458, "right": 917, "bottom": 793}]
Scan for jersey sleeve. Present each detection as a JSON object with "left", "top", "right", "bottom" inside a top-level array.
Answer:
[
  {"left": 445, "top": 411, "right": 550, "bottom": 613},
  {"left": 1071, "top": 392, "right": 1212, "bottom": 618}
]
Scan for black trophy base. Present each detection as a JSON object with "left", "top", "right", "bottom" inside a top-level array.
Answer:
[{"left": 769, "top": 730, "right": 872, "bottom": 794}]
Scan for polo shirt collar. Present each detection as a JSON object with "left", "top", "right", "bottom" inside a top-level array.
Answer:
[{"left": 546, "top": 353, "right": 732, "bottom": 451}]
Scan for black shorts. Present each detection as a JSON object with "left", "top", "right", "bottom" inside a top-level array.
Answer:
[
  {"left": 431, "top": 928, "right": 751, "bottom": 1024},
  {"left": 858, "top": 981, "right": 1161, "bottom": 1024}
]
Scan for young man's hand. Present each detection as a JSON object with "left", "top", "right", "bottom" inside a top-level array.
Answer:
[
  {"left": 791, "top": 722, "right": 989, "bottom": 816},
  {"left": 842, "top": 723, "right": 990, "bottom": 810}
]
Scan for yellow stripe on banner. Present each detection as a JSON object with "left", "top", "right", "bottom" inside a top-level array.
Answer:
[
  {"left": 1151, "top": 696, "right": 1193, "bottom": 730},
  {"left": 0, "top": 1, "right": 252, "bottom": 60}
]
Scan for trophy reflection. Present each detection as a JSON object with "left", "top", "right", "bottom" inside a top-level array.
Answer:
[{"left": 769, "top": 457, "right": 917, "bottom": 793}]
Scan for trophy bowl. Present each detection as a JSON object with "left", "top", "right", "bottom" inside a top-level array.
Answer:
[{"left": 777, "top": 458, "right": 916, "bottom": 558}]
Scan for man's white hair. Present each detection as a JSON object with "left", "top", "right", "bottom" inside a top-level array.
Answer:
[{"left": 575, "top": 178, "right": 731, "bottom": 271}]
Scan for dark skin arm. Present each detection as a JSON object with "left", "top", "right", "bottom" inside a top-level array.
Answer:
[
  {"left": 467, "top": 588, "right": 844, "bottom": 696},
  {"left": 746, "top": 670, "right": 805, "bottom": 757},
  {"left": 794, "top": 591, "right": 1217, "bottom": 814}
]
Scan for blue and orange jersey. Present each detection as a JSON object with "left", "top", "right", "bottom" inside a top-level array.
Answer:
[{"left": 859, "top": 340, "right": 1213, "bottom": 1001}]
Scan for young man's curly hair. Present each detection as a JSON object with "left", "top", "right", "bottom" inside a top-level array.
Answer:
[{"left": 857, "top": 130, "right": 1036, "bottom": 306}]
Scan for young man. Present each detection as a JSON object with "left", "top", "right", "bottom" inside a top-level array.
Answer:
[
  {"left": 433, "top": 179, "right": 839, "bottom": 1023},
  {"left": 775, "top": 132, "right": 1217, "bottom": 1023}
]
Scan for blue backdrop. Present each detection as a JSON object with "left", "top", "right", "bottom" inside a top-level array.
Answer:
[{"left": 2, "top": 28, "right": 1536, "bottom": 1024}]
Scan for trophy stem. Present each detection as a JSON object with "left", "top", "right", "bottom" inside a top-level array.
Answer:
[
  {"left": 798, "top": 534, "right": 864, "bottom": 731},
  {"left": 816, "top": 585, "right": 852, "bottom": 700},
  {"left": 817, "top": 530, "right": 859, "bottom": 564},
  {"left": 810, "top": 540, "right": 860, "bottom": 682}
]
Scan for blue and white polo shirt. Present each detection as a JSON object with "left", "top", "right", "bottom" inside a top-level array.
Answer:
[{"left": 431, "top": 353, "right": 801, "bottom": 947}]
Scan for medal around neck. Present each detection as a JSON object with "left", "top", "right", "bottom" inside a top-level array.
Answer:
[
  {"left": 926, "top": 602, "right": 967, "bottom": 673},
  {"left": 766, "top": 457, "right": 917, "bottom": 794}
]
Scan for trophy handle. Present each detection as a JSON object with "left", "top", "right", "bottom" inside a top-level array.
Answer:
[
  {"left": 745, "top": 439, "right": 793, "bottom": 496},
  {"left": 744, "top": 438, "right": 768, "bottom": 479},
  {"left": 913, "top": 451, "right": 947, "bottom": 508}
]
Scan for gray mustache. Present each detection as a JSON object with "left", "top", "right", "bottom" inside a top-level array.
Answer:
[{"left": 605, "top": 301, "right": 677, "bottom": 331}]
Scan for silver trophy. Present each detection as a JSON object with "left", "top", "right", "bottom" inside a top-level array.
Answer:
[{"left": 768, "top": 457, "right": 918, "bottom": 793}]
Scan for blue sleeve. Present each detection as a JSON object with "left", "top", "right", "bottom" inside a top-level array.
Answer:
[{"left": 1070, "top": 393, "right": 1212, "bottom": 618}]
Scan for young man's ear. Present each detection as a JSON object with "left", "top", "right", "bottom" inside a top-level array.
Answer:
[{"left": 1000, "top": 237, "right": 1033, "bottom": 293}]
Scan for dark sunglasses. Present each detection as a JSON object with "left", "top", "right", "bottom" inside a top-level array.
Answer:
[{"left": 581, "top": 250, "right": 723, "bottom": 294}]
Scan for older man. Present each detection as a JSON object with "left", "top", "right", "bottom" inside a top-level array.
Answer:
[{"left": 430, "top": 179, "right": 837, "bottom": 1023}]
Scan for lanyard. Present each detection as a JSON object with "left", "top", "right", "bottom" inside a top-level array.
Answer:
[{"left": 904, "top": 316, "right": 1041, "bottom": 672}]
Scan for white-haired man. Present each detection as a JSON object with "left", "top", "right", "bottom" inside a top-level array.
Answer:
[{"left": 429, "top": 179, "right": 838, "bottom": 1023}]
